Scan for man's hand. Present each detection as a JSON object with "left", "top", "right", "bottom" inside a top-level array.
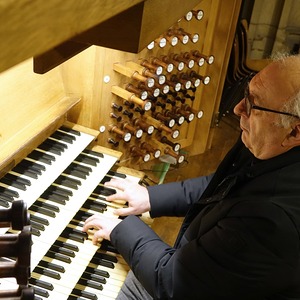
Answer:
[
  {"left": 104, "top": 178, "right": 151, "bottom": 216},
  {"left": 82, "top": 214, "right": 122, "bottom": 244}
]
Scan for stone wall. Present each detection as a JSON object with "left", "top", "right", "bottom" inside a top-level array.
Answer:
[{"left": 248, "top": 0, "right": 300, "bottom": 59}]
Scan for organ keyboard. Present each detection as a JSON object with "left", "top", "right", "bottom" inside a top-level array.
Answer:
[{"left": 0, "top": 123, "right": 145, "bottom": 299}]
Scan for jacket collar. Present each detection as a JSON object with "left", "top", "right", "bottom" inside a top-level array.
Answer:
[{"left": 200, "top": 137, "right": 300, "bottom": 202}]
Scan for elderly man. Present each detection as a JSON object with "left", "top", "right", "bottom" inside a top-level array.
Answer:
[{"left": 83, "top": 54, "right": 300, "bottom": 299}]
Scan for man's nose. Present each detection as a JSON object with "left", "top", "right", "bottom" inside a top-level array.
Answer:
[{"left": 233, "top": 98, "right": 247, "bottom": 117}]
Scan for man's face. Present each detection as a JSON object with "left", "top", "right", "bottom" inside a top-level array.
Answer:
[{"left": 233, "top": 62, "right": 297, "bottom": 159}]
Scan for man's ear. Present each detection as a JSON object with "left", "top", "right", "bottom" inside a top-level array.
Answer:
[{"left": 284, "top": 124, "right": 300, "bottom": 146}]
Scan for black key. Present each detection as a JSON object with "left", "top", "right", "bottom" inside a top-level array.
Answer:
[
  {"left": 46, "top": 251, "right": 71, "bottom": 264},
  {"left": 67, "top": 226, "right": 88, "bottom": 238},
  {"left": 82, "top": 272, "right": 106, "bottom": 284},
  {"left": 54, "top": 240, "right": 79, "bottom": 252},
  {"left": 95, "top": 251, "right": 118, "bottom": 263},
  {"left": 92, "top": 199, "right": 107, "bottom": 209},
  {"left": 40, "top": 193, "right": 66, "bottom": 205},
  {"left": 70, "top": 219, "right": 84, "bottom": 228},
  {"left": 61, "top": 227, "right": 87, "bottom": 243},
  {"left": 107, "top": 170, "right": 126, "bottom": 179},
  {"left": 88, "top": 194, "right": 106, "bottom": 202},
  {"left": 38, "top": 141, "right": 63, "bottom": 155},
  {"left": 63, "top": 165, "right": 88, "bottom": 179},
  {"left": 82, "top": 149, "right": 103, "bottom": 158},
  {"left": 72, "top": 163, "right": 92, "bottom": 174},
  {"left": 82, "top": 201, "right": 106, "bottom": 213},
  {"left": 30, "top": 214, "right": 49, "bottom": 226},
  {"left": 100, "top": 175, "right": 111, "bottom": 184},
  {"left": 73, "top": 211, "right": 93, "bottom": 223},
  {"left": 54, "top": 175, "right": 81, "bottom": 190},
  {"left": 91, "top": 258, "right": 114, "bottom": 269},
  {"left": 71, "top": 289, "right": 97, "bottom": 300},
  {"left": 0, "top": 186, "right": 19, "bottom": 198},
  {"left": 30, "top": 205, "right": 56, "bottom": 218},
  {"left": 49, "top": 245, "right": 75, "bottom": 258},
  {"left": 30, "top": 220, "right": 45, "bottom": 231},
  {"left": 15, "top": 160, "right": 43, "bottom": 175},
  {"left": 35, "top": 200, "right": 60, "bottom": 213},
  {"left": 51, "top": 131, "right": 76, "bottom": 144},
  {"left": 90, "top": 252, "right": 117, "bottom": 269},
  {"left": 68, "top": 296, "right": 86, "bottom": 300},
  {"left": 75, "top": 154, "right": 99, "bottom": 167},
  {"left": 1, "top": 179, "right": 26, "bottom": 191},
  {"left": 99, "top": 240, "right": 119, "bottom": 254},
  {"left": 33, "top": 267, "right": 61, "bottom": 280},
  {"left": 39, "top": 260, "right": 65, "bottom": 273},
  {"left": 24, "top": 159, "right": 46, "bottom": 172},
  {"left": 0, "top": 198, "right": 9, "bottom": 208},
  {"left": 27, "top": 150, "right": 55, "bottom": 165},
  {"left": 85, "top": 266, "right": 110, "bottom": 278},
  {"left": 57, "top": 186, "right": 73, "bottom": 197},
  {"left": 65, "top": 233, "right": 85, "bottom": 243},
  {"left": 6, "top": 173, "right": 31, "bottom": 186},
  {"left": 92, "top": 185, "right": 116, "bottom": 197},
  {"left": 30, "top": 227, "right": 41, "bottom": 237},
  {"left": 41, "top": 186, "right": 70, "bottom": 202},
  {"left": 29, "top": 278, "right": 54, "bottom": 291},
  {"left": 78, "top": 278, "right": 103, "bottom": 290},
  {"left": 0, "top": 174, "right": 27, "bottom": 191},
  {"left": 45, "top": 138, "right": 68, "bottom": 151},
  {"left": 31, "top": 286, "right": 49, "bottom": 298},
  {"left": 84, "top": 199, "right": 107, "bottom": 210},
  {"left": 48, "top": 137, "right": 69, "bottom": 150},
  {"left": 12, "top": 164, "right": 39, "bottom": 179},
  {"left": 0, "top": 192, "right": 14, "bottom": 202},
  {"left": 47, "top": 185, "right": 73, "bottom": 197},
  {"left": 59, "top": 126, "right": 81, "bottom": 136}
]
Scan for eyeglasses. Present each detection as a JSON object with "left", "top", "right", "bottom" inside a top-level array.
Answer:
[{"left": 244, "top": 84, "right": 299, "bottom": 118}]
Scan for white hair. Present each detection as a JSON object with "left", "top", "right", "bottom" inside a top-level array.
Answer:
[
  {"left": 280, "top": 90, "right": 300, "bottom": 128},
  {"left": 269, "top": 52, "right": 300, "bottom": 128}
]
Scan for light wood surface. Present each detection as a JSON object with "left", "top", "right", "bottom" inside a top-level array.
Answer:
[
  {"left": 0, "top": 0, "right": 143, "bottom": 73},
  {"left": 0, "top": 59, "right": 80, "bottom": 175},
  {"left": 1, "top": 0, "right": 201, "bottom": 74},
  {"left": 0, "top": 0, "right": 241, "bottom": 177}
]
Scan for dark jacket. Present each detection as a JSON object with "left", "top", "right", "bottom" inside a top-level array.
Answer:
[{"left": 111, "top": 138, "right": 300, "bottom": 299}]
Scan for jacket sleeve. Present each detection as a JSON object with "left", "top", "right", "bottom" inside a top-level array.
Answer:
[
  {"left": 148, "top": 174, "right": 214, "bottom": 218},
  {"left": 110, "top": 201, "right": 299, "bottom": 300}
]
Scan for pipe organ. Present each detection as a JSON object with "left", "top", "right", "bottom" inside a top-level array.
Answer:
[
  {"left": 0, "top": 0, "right": 241, "bottom": 298},
  {"left": 62, "top": 0, "right": 241, "bottom": 168}
]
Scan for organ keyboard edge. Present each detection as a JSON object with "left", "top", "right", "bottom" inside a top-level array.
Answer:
[{"left": 0, "top": 123, "right": 146, "bottom": 299}]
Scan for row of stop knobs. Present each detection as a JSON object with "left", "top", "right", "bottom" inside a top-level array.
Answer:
[{"left": 107, "top": 50, "right": 212, "bottom": 163}]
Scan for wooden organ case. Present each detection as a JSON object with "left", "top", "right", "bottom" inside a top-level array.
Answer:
[{"left": 0, "top": 0, "right": 241, "bottom": 299}]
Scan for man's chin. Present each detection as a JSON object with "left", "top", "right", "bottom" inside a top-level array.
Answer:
[{"left": 241, "top": 132, "right": 253, "bottom": 150}]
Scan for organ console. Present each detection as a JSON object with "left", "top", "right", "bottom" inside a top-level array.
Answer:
[
  {"left": 0, "top": 124, "right": 146, "bottom": 299},
  {"left": 0, "top": 0, "right": 241, "bottom": 298}
]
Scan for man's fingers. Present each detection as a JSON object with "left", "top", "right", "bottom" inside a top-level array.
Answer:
[
  {"left": 113, "top": 207, "right": 137, "bottom": 217},
  {"left": 106, "top": 192, "right": 123, "bottom": 202},
  {"left": 92, "top": 230, "right": 104, "bottom": 244},
  {"left": 104, "top": 178, "right": 126, "bottom": 191}
]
